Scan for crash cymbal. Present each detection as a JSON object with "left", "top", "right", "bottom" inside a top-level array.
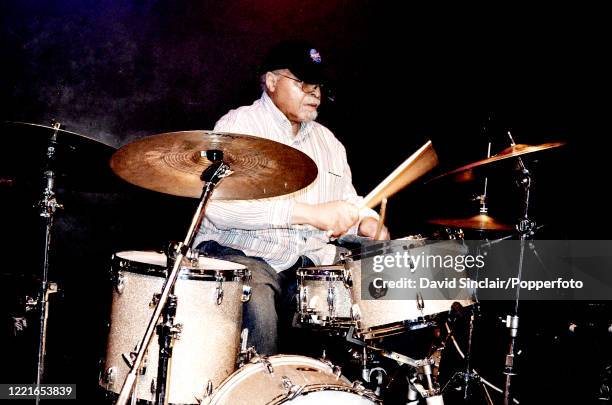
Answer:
[
  {"left": 429, "top": 142, "right": 565, "bottom": 182},
  {"left": 1, "top": 121, "right": 118, "bottom": 191},
  {"left": 428, "top": 214, "right": 514, "bottom": 231},
  {"left": 110, "top": 131, "right": 318, "bottom": 199}
]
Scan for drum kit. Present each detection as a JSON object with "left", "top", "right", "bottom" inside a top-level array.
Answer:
[{"left": 1, "top": 120, "right": 566, "bottom": 405}]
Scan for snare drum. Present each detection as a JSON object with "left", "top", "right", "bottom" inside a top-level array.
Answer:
[
  {"left": 296, "top": 265, "right": 354, "bottom": 328},
  {"left": 346, "top": 238, "right": 475, "bottom": 339},
  {"left": 100, "top": 251, "right": 250, "bottom": 404},
  {"left": 205, "top": 355, "right": 380, "bottom": 404}
]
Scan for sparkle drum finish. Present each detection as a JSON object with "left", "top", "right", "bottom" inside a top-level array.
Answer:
[
  {"left": 100, "top": 251, "right": 250, "bottom": 404},
  {"left": 204, "top": 355, "right": 380, "bottom": 404}
]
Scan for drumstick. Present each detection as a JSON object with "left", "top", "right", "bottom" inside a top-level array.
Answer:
[
  {"left": 373, "top": 197, "right": 387, "bottom": 240},
  {"left": 326, "top": 141, "right": 437, "bottom": 238},
  {"left": 360, "top": 140, "right": 438, "bottom": 209}
]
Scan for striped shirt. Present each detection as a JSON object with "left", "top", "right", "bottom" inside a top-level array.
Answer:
[{"left": 194, "top": 92, "right": 377, "bottom": 271}]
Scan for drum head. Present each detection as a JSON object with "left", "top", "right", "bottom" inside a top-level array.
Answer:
[
  {"left": 115, "top": 250, "right": 166, "bottom": 267},
  {"left": 288, "top": 389, "right": 378, "bottom": 404},
  {"left": 113, "top": 251, "right": 246, "bottom": 279},
  {"left": 114, "top": 251, "right": 245, "bottom": 269}
]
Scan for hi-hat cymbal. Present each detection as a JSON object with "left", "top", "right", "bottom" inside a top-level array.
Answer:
[
  {"left": 429, "top": 142, "right": 565, "bottom": 182},
  {"left": 428, "top": 214, "right": 514, "bottom": 231},
  {"left": 110, "top": 131, "right": 318, "bottom": 199},
  {"left": 1, "top": 121, "right": 118, "bottom": 191}
]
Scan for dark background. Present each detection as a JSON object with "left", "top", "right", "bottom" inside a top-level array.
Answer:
[{"left": 1, "top": 1, "right": 610, "bottom": 404}]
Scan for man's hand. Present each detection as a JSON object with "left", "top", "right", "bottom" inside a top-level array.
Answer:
[
  {"left": 292, "top": 201, "right": 360, "bottom": 237},
  {"left": 358, "top": 216, "right": 391, "bottom": 240}
]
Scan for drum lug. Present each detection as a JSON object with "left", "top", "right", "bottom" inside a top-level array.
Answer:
[
  {"left": 351, "top": 304, "right": 362, "bottom": 321},
  {"left": 114, "top": 271, "right": 125, "bottom": 294},
  {"left": 327, "top": 286, "right": 335, "bottom": 317},
  {"left": 299, "top": 286, "right": 308, "bottom": 311},
  {"left": 416, "top": 292, "right": 425, "bottom": 311},
  {"left": 194, "top": 379, "right": 214, "bottom": 402},
  {"left": 343, "top": 268, "right": 353, "bottom": 288},
  {"left": 215, "top": 275, "right": 224, "bottom": 305},
  {"left": 122, "top": 343, "right": 148, "bottom": 375},
  {"left": 150, "top": 293, "right": 161, "bottom": 308},
  {"left": 241, "top": 285, "right": 252, "bottom": 303},
  {"left": 150, "top": 378, "right": 156, "bottom": 394},
  {"left": 256, "top": 356, "right": 274, "bottom": 374},
  {"left": 170, "top": 323, "right": 183, "bottom": 340},
  {"left": 281, "top": 375, "right": 293, "bottom": 390},
  {"left": 281, "top": 376, "right": 305, "bottom": 399},
  {"left": 321, "top": 359, "right": 342, "bottom": 379},
  {"left": 101, "top": 366, "right": 116, "bottom": 387}
]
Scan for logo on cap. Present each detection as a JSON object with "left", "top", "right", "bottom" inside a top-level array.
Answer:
[{"left": 309, "top": 49, "right": 322, "bottom": 64}]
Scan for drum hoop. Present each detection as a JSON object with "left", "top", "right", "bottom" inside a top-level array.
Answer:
[
  {"left": 111, "top": 255, "right": 248, "bottom": 281},
  {"left": 297, "top": 267, "right": 346, "bottom": 280},
  {"left": 268, "top": 384, "right": 379, "bottom": 404},
  {"left": 210, "top": 355, "right": 336, "bottom": 398}
]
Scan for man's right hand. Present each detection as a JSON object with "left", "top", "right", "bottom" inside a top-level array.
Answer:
[{"left": 292, "top": 201, "right": 360, "bottom": 237}]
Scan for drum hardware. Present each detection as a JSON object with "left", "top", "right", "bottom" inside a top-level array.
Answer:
[
  {"left": 102, "top": 366, "right": 117, "bottom": 386},
  {"left": 256, "top": 355, "right": 275, "bottom": 374},
  {"left": 149, "top": 293, "right": 161, "bottom": 308},
  {"left": 378, "top": 350, "right": 443, "bottom": 405},
  {"left": 280, "top": 375, "right": 307, "bottom": 400},
  {"left": 327, "top": 286, "right": 336, "bottom": 317},
  {"left": 237, "top": 328, "right": 257, "bottom": 367},
  {"left": 363, "top": 367, "right": 386, "bottom": 397},
  {"left": 115, "top": 271, "right": 126, "bottom": 294},
  {"left": 2, "top": 119, "right": 115, "bottom": 404},
  {"left": 154, "top": 292, "right": 178, "bottom": 405},
  {"left": 502, "top": 130, "right": 539, "bottom": 405},
  {"left": 347, "top": 328, "right": 445, "bottom": 405},
  {"left": 214, "top": 274, "right": 224, "bottom": 305},
  {"left": 33, "top": 122, "right": 63, "bottom": 404},
  {"left": 443, "top": 321, "right": 516, "bottom": 405},
  {"left": 240, "top": 284, "right": 252, "bottom": 302}
]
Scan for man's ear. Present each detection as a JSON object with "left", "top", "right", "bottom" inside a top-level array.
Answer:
[{"left": 265, "top": 72, "right": 277, "bottom": 93}]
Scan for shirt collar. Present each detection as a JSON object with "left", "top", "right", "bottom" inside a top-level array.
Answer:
[{"left": 261, "top": 92, "right": 314, "bottom": 144}]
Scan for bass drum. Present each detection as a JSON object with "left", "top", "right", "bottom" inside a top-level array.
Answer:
[{"left": 205, "top": 355, "right": 380, "bottom": 405}]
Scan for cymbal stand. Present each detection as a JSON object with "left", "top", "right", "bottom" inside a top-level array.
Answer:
[
  {"left": 115, "top": 150, "right": 232, "bottom": 405},
  {"left": 35, "top": 122, "right": 63, "bottom": 405},
  {"left": 461, "top": 141, "right": 492, "bottom": 399},
  {"left": 502, "top": 131, "right": 536, "bottom": 405}
]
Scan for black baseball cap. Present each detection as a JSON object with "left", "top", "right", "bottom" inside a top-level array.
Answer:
[{"left": 260, "top": 40, "right": 327, "bottom": 84}]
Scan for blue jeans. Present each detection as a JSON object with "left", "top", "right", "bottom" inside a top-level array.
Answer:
[{"left": 196, "top": 241, "right": 313, "bottom": 355}]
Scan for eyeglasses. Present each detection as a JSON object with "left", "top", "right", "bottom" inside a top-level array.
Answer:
[{"left": 276, "top": 73, "right": 322, "bottom": 93}]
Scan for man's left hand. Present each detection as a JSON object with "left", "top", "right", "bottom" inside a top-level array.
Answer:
[{"left": 358, "top": 217, "right": 390, "bottom": 240}]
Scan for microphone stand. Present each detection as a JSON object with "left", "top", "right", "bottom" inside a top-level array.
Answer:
[{"left": 115, "top": 150, "right": 232, "bottom": 405}]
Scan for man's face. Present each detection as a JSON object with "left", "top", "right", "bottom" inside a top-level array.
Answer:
[{"left": 266, "top": 69, "right": 321, "bottom": 124}]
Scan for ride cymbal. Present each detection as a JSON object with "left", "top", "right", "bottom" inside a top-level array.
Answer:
[{"left": 110, "top": 131, "right": 318, "bottom": 199}]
